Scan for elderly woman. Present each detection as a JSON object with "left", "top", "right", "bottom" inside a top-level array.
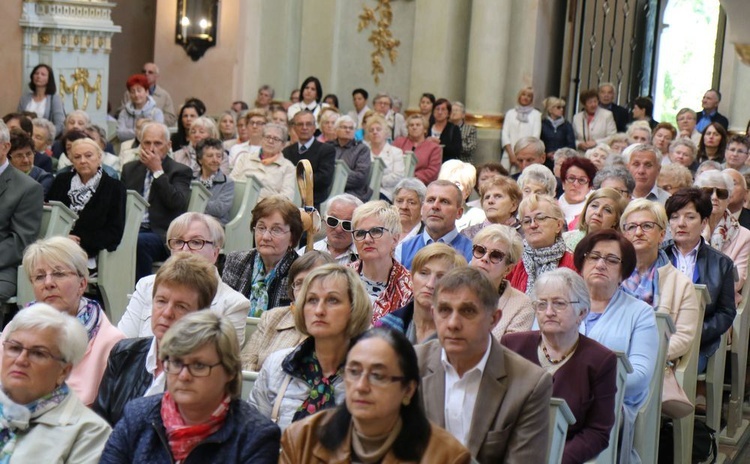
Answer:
[
  {"left": 449, "top": 101, "right": 478, "bottom": 162},
  {"left": 607, "top": 133, "right": 630, "bottom": 154},
  {"left": 242, "top": 252, "right": 335, "bottom": 371},
  {"left": 502, "top": 87, "right": 542, "bottom": 168},
  {"left": 572, "top": 229, "right": 659, "bottom": 463},
  {"left": 559, "top": 157, "right": 598, "bottom": 227},
  {"left": 725, "top": 135, "right": 750, "bottom": 173},
  {"left": 367, "top": 114, "right": 405, "bottom": 201},
  {"left": 664, "top": 188, "right": 736, "bottom": 372},
  {"left": 17, "top": 64, "right": 65, "bottom": 136},
  {"left": 171, "top": 98, "right": 206, "bottom": 152},
  {"left": 668, "top": 137, "right": 699, "bottom": 171},
  {"left": 518, "top": 163, "right": 557, "bottom": 198},
  {"left": 174, "top": 116, "right": 227, "bottom": 177},
  {"left": 228, "top": 109, "right": 269, "bottom": 167},
  {"left": 468, "top": 225, "right": 533, "bottom": 337},
  {"left": 280, "top": 327, "right": 471, "bottom": 463},
  {"left": 677, "top": 107, "right": 702, "bottom": 144},
  {"left": 230, "top": 123, "right": 295, "bottom": 201},
  {"left": 8, "top": 129, "right": 52, "bottom": 195},
  {"left": 503, "top": 268, "right": 617, "bottom": 464},
  {"left": 540, "top": 96, "right": 576, "bottom": 168},
  {"left": 427, "top": 98, "right": 462, "bottom": 162},
  {"left": 573, "top": 89, "right": 617, "bottom": 151},
  {"left": 331, "top": 115, "right": 372, "bottom": 202},
  {"left": 393, "top": 178, "right": 427, "bottom": 243},
  {"left": 50, "top": 110, "right": 90, "bottom": 158},
  {"left": 657, "top": 163, "right": 693, "bottom": 195},
  {"left": 249, "top": 264, "right": 372, "bottom": 430},
  {"left": 696, "top": 122, "right": 728, "bottom": 164},
  {"left": 592, "top": 165, "right": 635, "bottom": 201},
  {"left": 93, "top": 253, "right": 218, "bottom": 425},
  {"left": 116, "top": 74, "right": 164, "bottom": 142},
  {"left": 0, "top": 305, "right": 111, "bottom": 462},
  {"left": 563, "top": 187, "right": 626, "bottom": 252},
  {"left": 17, "top": 237, "right": 125, "bottom": 406},
  {"left": 218, "top": 111, "right": 236, "bottom": 141},
  {"left": 32, "top": 117, "right": 56, "bottom": 157},
  {"left": 468, "top": 162, "right": 506, "bottom": 208},
  {"left": 439, "top": 159, "right": 485, "bottom": 231},
  {"left": 462, "top": 175, "right": 522, "bottom": 239},
  {"left": 694, "top": 170, "right": 750, "bottom": 292},
  {"left": 620, "top": 200, "right": 699, "bottom": 363},
  {"left": 585, "top": 144, "right": 611, "bottom": 170},
  {"left": 348, "top": 201, "right": 412, "bottom": 322},
  {"left": 508, "top": 194, "right": 577, "bottom": 294},
  {"left": 376, "top": 243, "right": 466, "bottom": 343},
  {"left": 100, "top": 312, "right": 280, "bottom": 463},
  {"left": 223, "top": 196, "right": 302, "bottom": 316},
  {"left": 652, "top": 122, "right": 677, "bottom": 158},
  {"left": 194, "top": 138, "right": 234, "bottom": 225},
  {"left": 392, "top": 114, "right": 442, "bottom": 185},
  {"left": 317, "top": 106, "right": 340, "bottom": 143},
  {"left": 47, "top": 138, "right": 126, "bottom": 260},
  {"left": 626, "top": 121, "right": 652, "bottom": 145}
]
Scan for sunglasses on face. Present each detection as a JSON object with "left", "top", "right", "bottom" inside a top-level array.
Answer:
[
  {"left": 325, "top": 215, "right": 353, "bottom": 232},
  {"left": 472, "top": 245, "right": 507, "bottom": 264},
  {"left": 701, "top": 187, "right": 729, "bottom": 200}
]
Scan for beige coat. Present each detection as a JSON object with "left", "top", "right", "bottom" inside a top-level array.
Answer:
[
  {"left": 241, "top": 306, "right": 305, "bottom": 371},
  {"left": 655, "top": 263, "right": 700, "bottom": 361},
  {"left": 492, "top": 281, "right": 534, "bottom": 339}
]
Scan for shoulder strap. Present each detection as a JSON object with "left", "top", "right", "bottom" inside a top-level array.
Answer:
[{"left": 271, "top": 374, "right": 293, "bottom": 423}]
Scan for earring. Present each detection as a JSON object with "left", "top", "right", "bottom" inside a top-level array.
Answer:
[{"left": 402, "top": 397, "right": 411, "bottom": 406}]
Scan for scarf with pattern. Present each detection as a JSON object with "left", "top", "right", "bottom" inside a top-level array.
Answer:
[
  {"left": 0, "top": 384, "right": 70, "bottom": 463},
  {"left": 76, "top": 297, "right": 102, "bottom": 341},
  {"left": 160, "top": 391, "right": 230, "bottom": 462},
  {"left": 68, "top": 168, "right": 103, "bottom": 213},
  {"left": 521, "top": 237, "right": 567, "bottom": 295},
  {"left": 705, "top": 210, "right": 740, "bottom": 252},
  {"left": 622, "top": 249, "right": 670, "bottom": 307},
  {"left": 283, "top": 338, "right": 343, "bottom": 423}
]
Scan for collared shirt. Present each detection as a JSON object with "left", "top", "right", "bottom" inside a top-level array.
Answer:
[
  {"left": 396, "top": 228, "right": 459, "bottom": 263},
  {"left": 696, "top": 110, "right": 717, "bottom": 133},
  {"left": 298, "top": 137, "right": 315, "bottom": 153},
  {"left": 143, "top": 337, "right": 166, "bottom": 397},
  {"left": 673, "top": 241, "right": 701, "bottom": 280},
  {"left": 297, "top": 238, "right": 359, "bottom": 265},
  {"left": 442, "top": 335, "right": 493, "bottom": 446}
]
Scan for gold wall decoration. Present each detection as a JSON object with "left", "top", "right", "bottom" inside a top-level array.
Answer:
[
  {"left": 358, "top": 0, "right": 401, "bottom": 84},
  {"left": 59, "top": 68, "right": 103, "bottom": 111},
  {"left": 735, "top": 43, "right": 750, "bottom": 66}
]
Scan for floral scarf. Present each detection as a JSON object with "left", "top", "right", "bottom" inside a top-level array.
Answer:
[
  {"left": 283, "top": 338, "right": 343, "bottom": 423},
  {"left": 515, "top": 104, "right": 535, "bottom": 123},
  {"left": 521, "top": 237, "right": 567, "bottom": 295},
  {"left": 705, "top": 210, "right": 740, "bottom": 252},
  {"left": 160, "top": 391, "right": 230, "bottom": 462},
  {"left": 68, "top": 168, "right": 103, "bottom": 213},
  {"left": 76, "top": 297, "right": 102, "bottom": 341},
  {"left": 622, "top": 250, "right": 670, "bottom": 307},
  {"left": 248, "top": 254, "right": 272, "bottom": 317},
  {"left": 0, "top": 384, "right": 70, "bottom": 464}
]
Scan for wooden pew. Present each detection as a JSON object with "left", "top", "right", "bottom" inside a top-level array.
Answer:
[
  {"left": 548, "top": 398, "right": 576, "bottom": 464},
  {"left": 223, "top": 175, "right": 261, "bottom": 254},
  {"left": 187, "top": 180, "right": 211, "bottom": 213},
  {"left": 720, "top": 280, "right": 750, "bottom": 445}
]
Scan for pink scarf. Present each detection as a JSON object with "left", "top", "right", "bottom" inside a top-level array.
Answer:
[{"left": 160, "top": 391, "right": 230, "bottom": 462}]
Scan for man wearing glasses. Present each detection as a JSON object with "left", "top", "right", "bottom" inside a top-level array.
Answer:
[
  {"left": 119, "top": 62, "right": 176, "bottom": 127},
  {"left": 627, "top": 143, "right": 670, "bottom": 204},
  {"left": 298, "top": 194, "right": 362, "bottom": 265}
]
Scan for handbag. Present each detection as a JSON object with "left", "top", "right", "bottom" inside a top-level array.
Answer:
[{"left": 661, "top": 364, "right": 693, "bottom": 419}]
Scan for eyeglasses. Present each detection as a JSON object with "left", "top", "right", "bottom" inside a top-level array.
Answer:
[
  {"left": 612, "top": 188, "right": 630, "bottom": 197},
  {"left": 701, "top": 187, "right": 729, "bottom": 200},
  {"left": 622, "top": 221, "right": 661, "bottom": 234},
  {"left": 584, "top": 251, "right": 622, "bottom": 266},
  {"left": 565, "top": 176, "right": 590, "bottom": 186},
  {"left": 352, "top": 226, "right": 390, "bottom": 241},
  {"left": 344, "top": 366, "right": 405, "bottom": 387},
  {"left": 31, "top": 270, "right": 79, "bottom": 285},
  {"left": 254, "top": 225, "right": 290, "bottom": 238},
  {"left": 263, "top": 135, "right": 284, "bottom": 144},
  {"left": 472, "top": 245, "right": 507, "bottom": 264},
  {"left": 167, "top": 238, "right": 214, "bottom": 251},
  {"left": 141, "top": 69, "right": 157, "bottom": 75},
  {"left": 248, "top": 120, "right": 265, "bottom": 127},
  {"left": 325, "top": 215, "right": 353, "bottom": 232},
  {"left": 163, "top": 359, "right": 222, "bottom": 377},
  {"left": 295, "top": 121, "right": 315, "bottom": 128},
  {"left": 532, "top": 299, "right": 579, "bottom": 313},
  {"left": 521, "top": 215, "right": 557, "bottom": 226},
  {"left": 2, "top": 340, "right": 66, "bottom": 363}
]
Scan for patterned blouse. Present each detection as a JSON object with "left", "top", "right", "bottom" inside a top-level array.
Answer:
[{"left": 348, "top": 258, "right": 413, "bottom": 323}]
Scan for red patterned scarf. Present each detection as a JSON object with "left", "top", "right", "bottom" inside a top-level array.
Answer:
[{"left": 160, "top": 391, "right": 230, "bottom": 462}]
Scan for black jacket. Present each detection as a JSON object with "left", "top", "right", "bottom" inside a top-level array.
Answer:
[
  {"left": 540, "top": 118, "right": 576, "bottom": 154},
  {"left": 92, "top": 337, "right": 153, "bottom": 426},
  {"left": 428, "top": 121, "right": 462, "bottom": 162},
  {"left": 739, "top": 208, "right": 750, "bottom": 231},
  {"left": 696, "top": 110, "right": 729, "bottom": 131},
  {"left": 283, "top": 139, "right": 335, "bottom": 210},
  {"left": 600, "top": 103, "right": 630, "bottom": 133}
]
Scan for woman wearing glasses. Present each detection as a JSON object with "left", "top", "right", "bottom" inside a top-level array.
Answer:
[
  {"left": 100, "top": 311, "right": 280, "bottom": 463},
  {"left": 13, "top": 237, "right": 125, "bottom": 406},
  {"left": 694, "top": 170, "right": 750, "bottom": 292},
  {"left": 376, "top": 243, "right": 467, "bottom": 344},
  {"left": 249, "top": 264, "right": 371, "bottom": 431},
  {"left": 348, "top": 201, "right": 412, "bottom": 323},
  {"left": 230, "top": 123, "right": 296, "bottom": 201},
  {"left": 562, "top": 187, "right": 626, "bottom": 252},
  {"left": 558, "top": 157, "right": 598, "bottom": 228},
  {"left": 502, "top": 268, "right": 618, "bottom": 464},
  {"left": 508, "top": 194, "right": 577, "bottom": 295},
  {"left": 469, "top": 225, "right": 533, "bottom": 338},
  {"left": 194, "top": 138, "right": 234, "bottom": 225},
  {"left": 0, "top": 305, "right": 112, "bottom": 463},
  {"left": 173, "top": 116, "right": 227, "bottom": 177},
  {"left": 280, "top": 327, "right": 471, "bottom": 463},
  {"left": 572, "top": 229, "right": 659, "bottom": 462},
  {"left": 222, "top": 196, "right": 302, "bottom": 316}
]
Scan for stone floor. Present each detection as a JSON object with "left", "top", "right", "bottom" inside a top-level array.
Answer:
[{"left": 716, "top": 404, "right": 750, "bottom": 463}]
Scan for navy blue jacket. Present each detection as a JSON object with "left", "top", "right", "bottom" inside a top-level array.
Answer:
[
  {"left": 100, "top": 394, "right": 280, "bottom": 464},
  {"left": 540, "top": 118, "right": 576, "bottom": 154}
]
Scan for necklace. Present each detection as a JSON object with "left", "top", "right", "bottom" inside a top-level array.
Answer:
[{"left": 542, "top": 338, "right": 579, "bottom": 364}]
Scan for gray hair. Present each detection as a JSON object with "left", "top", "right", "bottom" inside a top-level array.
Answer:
[
  {"left": 453, "top": 101, "right": 466, "bottom": 113},
  {"left": 593, "top": 166, "right": 636, "bottom": 193},
  {"left": 6, "top": 303, "right": 88, "bottom": 366},
  {"left": 159, "top": 311, "right": 242, "bottom": 399},
  {"left": 32, "top": 118, "right": 56, "bottom": 145},
  {"left": 695, "top": 160, "right": 722, "bottom": 178},
  {"left": 669, "top": 137, "right": 697, "bottom": 161},
  {"left": 334, "top": 115, "right": 357, "bottom": 130},
  {"left": 514, "top": 136, "right": 545, "bottom": 157},
  {"left": 167, "top": 212, "right": 225, "bottom": 249},
  {"left": 262, "top": 122, "right": 288, "bottom": 142},
  {"left": 65, "top": 110, "right": 90, "bottom": 127},
  {"left": 628, "top": 143, "right": 662, "bottom": 164},
  {"left": 258, "top": 84, "right": 275, "bottom": 98},
  {"left": 695, "top": 170, "right": 734, "bottom": 198},
  {"left": 23, "top": 236, "right": 89, "bottom": 281},
  {"left": 517, "top": 164, "right": 557, "bottom": 196},
  {"left": 627, "top": 121, "right": 653, "bottom": 143},
  {"left": 394, "top": 178, "right": 427, "bottom": 203},
  {"left": 140, "top": 122, "right": 170, "bottom": 142},
  {"left": 325, "top": 193, "right": 364, "bottom": 215},
  {"left": 373, "top": 92, "right": 392, "bottom": 107},
  {"left": 0, "top": 120, "right": 8, "bottom": 144},
  {"left": 725, "top": 168, "right": 747, "bottom": 191},
  {"left": 190, "top": 116, "right": 219, "bottom": 139},
  {"left": 531, "top": 268, "right": 590, "bottom": 318}
]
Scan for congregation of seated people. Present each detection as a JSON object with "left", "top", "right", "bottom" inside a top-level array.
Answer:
[{"left": 0, "top": 60, "right": 748, "bottom": 464}]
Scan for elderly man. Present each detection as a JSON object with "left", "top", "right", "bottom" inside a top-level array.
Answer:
[
  {"left": 696, "top": 89, "right": 729, "bottom": 132},
  {"left": 449, "top": 101, "right": 478, "bottom": 162},
  {"left": 298, "top": 193, "right": 362, "bottom": 264},
  {"left": 254, "top": 85, "right": 274, "bottom": 110},
  {"left": 598, "top": 82, "right": 630, "bottom": 133},
  {"left": 122, "top": 122, "right": 192, "bottom": 280},
  {"left": 725, "top": 168, "right": 750, "bottom": 230},
  {"left": 373, "top": 92, "right": 407, "bottom": 140},
  {"left": 396, "top": 180, "right": 473, "bottom": 269},
  {"left": 627, "top": 143, "right": 670, "bottom": 204},
  {"left": 117, "top": 212, "right": 249, "bottom": 344},
  {"left": 0, "top": 121, "right": 43, "bottom": 303},
  {"left": 282, "top": 110, "right": 335, "bottom": 210},
  {"left": 330, "top": 115, "right": 372, "bottom": 202},
  {"left": 120, "top": 63, "right": 176, "bottom": 127},
  {"left": 510, "top": 136, "right": 548, "bottom": 180},
  {"left": 415, "top": 267, "right": 552, "bottom": 463},
  {"left": 347, "top": 88, "right": 370, "bottom": 129}
]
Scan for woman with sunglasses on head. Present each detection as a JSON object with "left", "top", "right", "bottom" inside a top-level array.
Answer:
[
  {"left": 469, "top": 225, "right": 534, "bottom": 338},
  {"left": 348, "top": 201, "right": 412, "bottom": 323},
  {"left": 694, "top": 170, "right": 750, "bottom": 293}
]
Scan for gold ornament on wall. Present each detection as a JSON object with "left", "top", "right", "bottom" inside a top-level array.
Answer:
[
  {"left": 59, "top": 68, "right": 103, "bottom": 111},
  {"left": 358, "top": 0, "right": 401, "bottom": 84}
]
